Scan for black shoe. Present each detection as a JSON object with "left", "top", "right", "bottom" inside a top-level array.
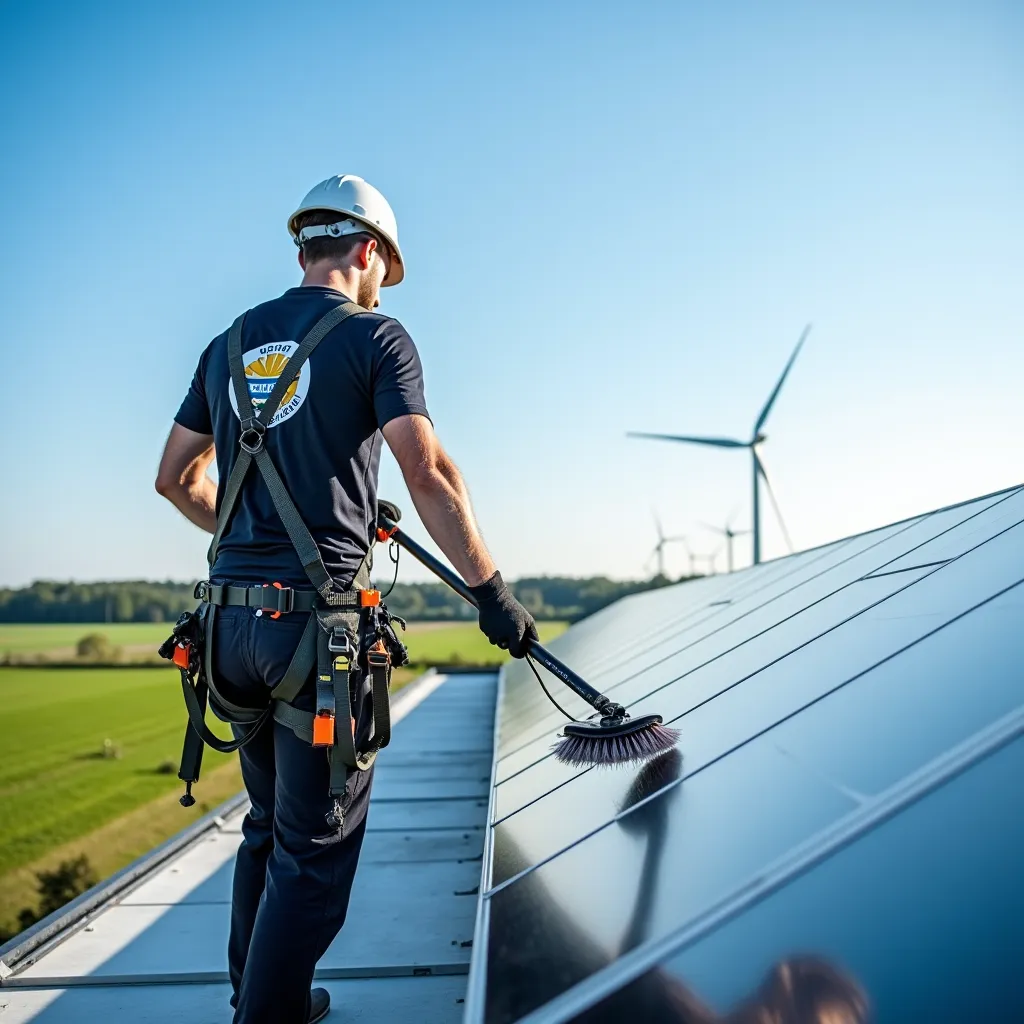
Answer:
[{"left": 309, "top": 988, "right": 330, "bottom": 1023}]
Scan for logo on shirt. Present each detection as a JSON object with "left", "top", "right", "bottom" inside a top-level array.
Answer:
[{"left": 227, "top": 342, "right": 311, "bottom": 427}]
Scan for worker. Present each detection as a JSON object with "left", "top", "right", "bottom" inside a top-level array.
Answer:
[{"left": 155, "top": 174, "right": 537, "bottom": 1024}]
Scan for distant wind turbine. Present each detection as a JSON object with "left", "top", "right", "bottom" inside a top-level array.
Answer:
[
  {"left": 692, "top": 544, "right": 723, "bottom": 576},
  {"left": 646, "top": 511, "right": 686, "bottom": 578},
  {"left": 698, "top": 513, "right": 752, "bottom": 574},
  {"left": 628, "top": 324, "right": 810, "bottom": 565}
]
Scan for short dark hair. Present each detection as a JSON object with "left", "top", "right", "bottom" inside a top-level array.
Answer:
[{"left": 293, "top": 209, "right": 379, "bottom": 266}]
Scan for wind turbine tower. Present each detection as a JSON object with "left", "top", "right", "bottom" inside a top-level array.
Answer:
[
  {"left": 646, "top": 512, "right": 686, "bottom": 578},
  {"left": 629, "top": 325, "right": 810, "bottom": 565}
]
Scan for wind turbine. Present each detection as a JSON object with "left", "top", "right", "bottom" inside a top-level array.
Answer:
[
  {"left": 698, "top": 514, "right": 752, "bottom": 573},
  {"left": 646, "top": 511, "right": 686, "bottom": 578},
  {"left": 628, "top": 324, "right": 810, "bottom": 565},
  {"left": 692, "top": 544, "right": 723, "bottom": 576}
]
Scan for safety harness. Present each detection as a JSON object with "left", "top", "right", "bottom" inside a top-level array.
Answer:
[{"left": 160, "top": 302, "right": 409, "bottom": 818}]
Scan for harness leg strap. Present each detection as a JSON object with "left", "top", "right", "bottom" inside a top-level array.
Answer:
[
  {"left": 367, "top": 642, "right": 392, "bottom": 753},
  {"left": 177, "top": 683, "right": 207, "bottom": 799}
]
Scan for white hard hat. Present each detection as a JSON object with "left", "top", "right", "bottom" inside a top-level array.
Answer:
[{"left": 288, "top": 174, "right": 404, "bottom": 286}]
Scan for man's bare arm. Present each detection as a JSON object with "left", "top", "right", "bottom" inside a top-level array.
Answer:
[
  {"left": 381, "top": 414, "right": 496, "bottom": 586},
  {"left": 155, "top": 423, "right": 218, "bottom": 534}
]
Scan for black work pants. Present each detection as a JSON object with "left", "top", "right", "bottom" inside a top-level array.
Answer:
[{"left": 211, "top": 604, "right": 374, "bottom": 1024}]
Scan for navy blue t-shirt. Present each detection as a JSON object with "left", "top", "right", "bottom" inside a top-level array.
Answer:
[{"left": 175, "top": 287, "right": 429, "bottom": 587}]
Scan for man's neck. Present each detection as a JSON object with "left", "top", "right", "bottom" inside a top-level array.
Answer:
[{"left": 300, "top": 263, "right": 358, "bottom": 299}]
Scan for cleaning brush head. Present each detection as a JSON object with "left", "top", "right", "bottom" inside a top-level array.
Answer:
[{"left": 553, "top": 714, "right": 680, "bottom": 768}]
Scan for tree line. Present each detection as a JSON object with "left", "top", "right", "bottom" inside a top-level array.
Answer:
[{"left": 0, "top": 574, "right": 684, "bottom": 624}]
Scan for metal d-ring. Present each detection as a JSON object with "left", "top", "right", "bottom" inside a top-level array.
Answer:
[{"left": 238, "top": 420, "right": 266, "bottom": 455}]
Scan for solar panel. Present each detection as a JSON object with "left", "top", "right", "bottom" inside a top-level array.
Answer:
[{"left": 465, "top": 485, "right": 1024, "bottom": 1023}]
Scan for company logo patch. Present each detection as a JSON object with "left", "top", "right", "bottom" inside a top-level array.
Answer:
[{"left": 227, "top": 342, "right": 311, "bottom": 426}]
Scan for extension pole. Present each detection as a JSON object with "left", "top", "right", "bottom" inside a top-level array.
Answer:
[{"left": 377, "top": 514, "right": 618, "bottom": 715}]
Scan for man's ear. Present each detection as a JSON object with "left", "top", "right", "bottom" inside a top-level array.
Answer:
[
  {"left": 298, "top": 249, "right": 306, "bottom": 271},
  {"left": 359, "top": 238, "right": 378, "bottom": 271}
]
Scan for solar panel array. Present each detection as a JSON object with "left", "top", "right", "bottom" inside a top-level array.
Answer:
[{"left": 465, "top": 485, "right": 1024, "bottom": 1024}]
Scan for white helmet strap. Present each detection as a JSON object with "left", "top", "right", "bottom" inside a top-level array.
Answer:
[{"left": 294, "top": 218, "right": 373, "bottom": 248}]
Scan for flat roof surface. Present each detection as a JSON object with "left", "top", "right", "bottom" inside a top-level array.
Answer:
[{"left": 0, "top": 670, "right": 497, "bottom": 1023}]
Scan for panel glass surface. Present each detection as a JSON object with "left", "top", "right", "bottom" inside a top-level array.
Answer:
[
  {"left": 573, "top": 735, "right": 1024, "bottom": 1024},
  {"left": 766, "top": 582, "right": 1024, "bottom": 797},
  {"left": 492, "top": 566, "right": 938, "bottom": 829},
  {"left": 495, "top": 502, "right": 1024, "bottom": 797},
  {"left": 489, "top": 524, "right": 1024, "bottom": 877},
  {"left": 495, "top": 496, "right": 1000, "bottom": 773},
  {"left": 495, "top": 532, "right": 908, "bottom": 780},
  {"left": 495, "top": 536, "right": 886, "bottom": 757},
  {"left": 866, "top": 485, "right": 1023, "bottom": 575},
  {"left": 496, "top": 557, "right": 808, "bottom": 756},
  {"left": 484, "top": 736, "right": 858, "bottom": 1024}
]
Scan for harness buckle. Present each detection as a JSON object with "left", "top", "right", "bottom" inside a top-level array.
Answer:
[
  {"left": 367, "top": 648, "right": 390, "bottom": 671},
  {"left": 258, "top": 582, "right": 292, "bottom": 619},
  {"left": 328, "top": 628, "right": 353, "bottom": 658},
  {"left": 194, "top": 581, "right": 210, "bottom": 602},
  {"left": 238, "top": 420, "right": 266, "bottom": 455}
]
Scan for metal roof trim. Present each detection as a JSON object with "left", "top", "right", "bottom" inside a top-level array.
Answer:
[{"left": 461, "top": 661, "right": 507, "bottom": 1024}]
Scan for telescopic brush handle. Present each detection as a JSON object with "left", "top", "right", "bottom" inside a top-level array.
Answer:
[{"left": 378, "top": 513, "right": 613, "bottom": 713}]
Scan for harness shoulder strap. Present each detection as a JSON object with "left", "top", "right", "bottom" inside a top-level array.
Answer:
[{"left": 207, "top": 301, "right": 365, "bottom": 596}]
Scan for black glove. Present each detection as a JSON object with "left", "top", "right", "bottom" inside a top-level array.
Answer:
[{"left": 470, "top": 571, "right": 539, "bottom": 659}]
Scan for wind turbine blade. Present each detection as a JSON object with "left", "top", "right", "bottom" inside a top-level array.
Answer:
[
  {"left": 752, "top": 323, "right": 811, "bottom": 437},
  {"left": 652, "top": 508, "right": 664, "bottom": 541},
  {"left": 754, "top": 452, "right": 795, "bottom": 553},
  {"left": 726, "top": 505, "right": 742, "bottom": 529},
  {"left": 697, "top": 520, "right": 727, "bottom": 535},
  {"left": 627, "top": 432, "right": 748, "bottom": 449}
]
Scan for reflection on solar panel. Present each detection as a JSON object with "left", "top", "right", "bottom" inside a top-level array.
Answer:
[{"left": 464, "top": 484, "right": 1024, "bottom": 1024}]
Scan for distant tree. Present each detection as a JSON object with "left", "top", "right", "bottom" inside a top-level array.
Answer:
[
  {"left": 114, "top": 591, "right": 134, "bottom": 622},
  {"left": 0, "top": 575, "right": 693, "bottom": 626},
  {"left": 7, "top": 855, "right": 99, "bottom": 936},
  {"left": 36, "top": 855, "right": 97, "bottom": 917},
  {"left": 76, "top": 633, "right": 121, "bottom": 661}
]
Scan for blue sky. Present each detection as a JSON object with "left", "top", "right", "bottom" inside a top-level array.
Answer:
[{"left": 1, "top": 0, "right": 1021, "bottom": 587}]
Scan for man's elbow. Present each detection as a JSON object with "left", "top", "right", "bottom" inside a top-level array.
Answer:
[
  {"left": 402, "top": 455, "right": 447, "bottom": 496},
  {"left": 154, "top": 471, "right": 179, "bottom": 499}
]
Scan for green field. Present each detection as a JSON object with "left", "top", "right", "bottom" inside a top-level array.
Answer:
[
  {"left": 399, "top": 620, "right": 567, "bottom": 664},
  {"left": 0, "top": 620, "right": 567, "bottom": 664},
  {"left": 0, "top": 666, "right": 236, "bottom": 879},
  {"left": 0, "top": 623, "right": 172, "bottom": 657},
  {"left": 0, "top": 619, "right": 567, "bottom": 934}
]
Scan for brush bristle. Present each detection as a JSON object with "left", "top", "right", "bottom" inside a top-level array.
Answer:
[{"left": 553, "top": 722, "right": 680, "bottom": 768}]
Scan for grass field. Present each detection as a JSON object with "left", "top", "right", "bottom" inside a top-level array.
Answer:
[
  {"left": 0, "top": 619, "right": 567, "bottom": 935},
  {"left": 0, "top": 620, "right": 567, "bottom": 664},
  {"left": 0, "top": 623, "right": 171, "bottom": 658},
  {"left": 399, "top": 619, "right": 567, "bottom": 664},
  {"left": 0, "top": 666, "right": 237, "bottom": 879}
]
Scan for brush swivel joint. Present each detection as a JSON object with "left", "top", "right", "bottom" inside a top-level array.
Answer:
[{"left": 594, "top": 698, "right": 627, "bottom": 723}]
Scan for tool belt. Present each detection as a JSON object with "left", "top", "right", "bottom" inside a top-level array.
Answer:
[{"left": 159, "top": 301, "right": 409, "bottom": 808}]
